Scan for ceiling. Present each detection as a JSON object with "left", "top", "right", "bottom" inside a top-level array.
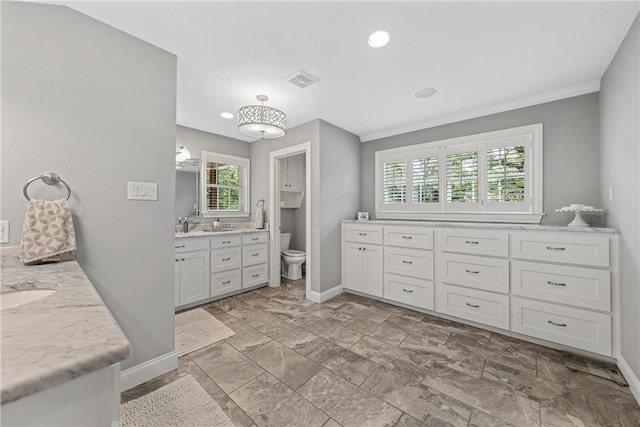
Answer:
[{"left": 44, "top": 1, "right": 638, "bottom": 142}]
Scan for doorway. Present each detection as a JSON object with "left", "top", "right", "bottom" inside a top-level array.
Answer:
[{"left": 268, "top": 142, "right": 312, "bottom": 299}]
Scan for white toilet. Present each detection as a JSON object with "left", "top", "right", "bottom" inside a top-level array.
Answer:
[{"left": 280, "top": 232, "right": 306, "bottom": 280}]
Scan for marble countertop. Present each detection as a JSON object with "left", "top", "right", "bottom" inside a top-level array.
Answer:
[
  {"left": 342, "top": 219, "right": 617, "bottom": 233},
  {"left": 1, "top": 248, "right": 131, "bottom": 404},
  {"left": 175, "top": 226, "right": 269, "bottom": 239}
]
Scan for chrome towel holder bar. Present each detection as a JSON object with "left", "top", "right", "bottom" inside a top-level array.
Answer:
[{"left": 23, "top": 172, "right": 71, "bottom": 201}]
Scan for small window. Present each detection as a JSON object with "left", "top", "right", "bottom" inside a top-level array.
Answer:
[
  {"left": 201, "top": 151, "right": 250, "bottom": 217},
  {"left": 412, "top": 156, "right": 439, "bottom": 204},
  {"left": 383, "top": 160, "right": 406, "bottom": 204}
]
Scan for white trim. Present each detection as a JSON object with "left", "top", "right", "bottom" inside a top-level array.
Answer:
[
  {"left": 307, "top": 284, "right": 344, "bottom": 303},
  {"left": 618, "top": 355, "right": 640, "bottom": 405},
  {"left": 360, "top": 80, "right": 599, "bottom": 142},
  {"left": 268, "top": 142, "right": 312, "bottom": 300},
  {"left": 375, "top": 211, "right": 545, "bottom": 224},
  {"left": 120, "top": 351, "right": 177, "bottom": 392}
]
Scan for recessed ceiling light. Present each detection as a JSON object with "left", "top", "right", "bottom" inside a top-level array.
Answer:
[
  {"left": 220, "top": 112, "right": 234, "bottom": 119},
  {"left": 367, "top": 30, "right": 390, "bottom": 48},
  {"left": 414, "top": 87, "right": 437, "bottom": 98}
]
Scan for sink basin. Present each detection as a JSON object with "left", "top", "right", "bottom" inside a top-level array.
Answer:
[{"left": 1, "top": 289, "right": 56, "bottom": 310}]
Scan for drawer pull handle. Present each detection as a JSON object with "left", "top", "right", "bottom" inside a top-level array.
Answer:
[
  {"left": 402, "top": 260, "right": 413, "bottom": 264},
  {"left": 547, "top": 281, "right": 566, "bottom": 287},
  {"left": 402, "top": 236, "right": 413, "bottom": 240},
  {"left": 546, "top": 246, "right": 566, "bottom": 251},
  {"left": 252, "top": 274, "right": 260, "bottom": 278},
  {"left": 465, "top": 302, "right": 480, "bottom": 308},
  {"left": 358, "top": 232, "right": 368, "bottom": 236},
  {"left": 181, "top": 258, "right": 185, "bottom": 261},
  {"left": 222, "top": 257, "right": 231, "bottom": 261},
  {"left": 222, "top": 240, "right": 231, "bottom": 244},
  {"left": 251, "top": 253, "right": 259, "bottom": 257},
  {"left": 465, "top": 241, "right": 479, "bottom": 245},
  {"left": 402, "top": 288, "right": 413, "bottom": 293},
  {"left": 175, "top": 258, "right": 179, "bottom": 262},
  {"left": 465, "top": 269, "right": 479, "bottom": 274},
  {"left": 222, "top": 280, "right": 231, "bottom": 285},
  {"left": 175, "top": 245, "right": 186, "bottom": 248},
  {"left": 548, "top": 320, "right": 567, "bottom": 327}
]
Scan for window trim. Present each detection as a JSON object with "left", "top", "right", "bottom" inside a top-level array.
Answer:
[
  {"left": 374, "top": 123, "right": 544, "bottom": 224},
  {"left": 201, "top": 151, "right": 251, "bottom": 218}
]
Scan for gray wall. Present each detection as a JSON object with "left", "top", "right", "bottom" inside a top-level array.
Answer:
[
  {"left": 1, "top": 2, "right": 177, "bottom": 371},
  {"left": 360, "top": 93, "right": 601, "bottom": 226},
  {"left": 318, "top": 121, "right": 361, "bottom": 292},
  {"left": 600, "top": 14, "right": 640, "bottom": 378}
]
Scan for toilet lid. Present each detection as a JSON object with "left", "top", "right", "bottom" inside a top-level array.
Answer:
[{"left": 283, "top": 250, "right": 305, "bottom": 257}]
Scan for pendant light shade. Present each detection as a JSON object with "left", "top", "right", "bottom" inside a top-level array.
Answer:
[
  {"left": 176, "top": 145, "right": 191, "bottom": 169},
  {"left": 238, "top": 95, "right": 286, "bottom": 139}
]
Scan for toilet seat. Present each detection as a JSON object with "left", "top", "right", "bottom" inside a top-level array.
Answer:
[{"left": 283, "top": 250, "right": 305, "bottom": 257}]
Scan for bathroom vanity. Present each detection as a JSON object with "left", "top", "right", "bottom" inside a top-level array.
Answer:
[
  {"left": 342, "top": 220, "right": 619, "bottom": 359},
  {"left": 1, "top": 248, "right": 131, "bottom": 426},
  {"left": 175, "top": 228, "right": 269, "bottom": 309}
]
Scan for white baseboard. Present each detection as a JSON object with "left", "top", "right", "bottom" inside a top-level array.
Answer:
[
  {"left": 120, "top": 351, "right": 177, "bottom": 392},
  {"left": 618, "top": 355, "right": 640, "bottom": 405},
  {"left": 307, "top": 284, "right": 343, "bottom": 303}
]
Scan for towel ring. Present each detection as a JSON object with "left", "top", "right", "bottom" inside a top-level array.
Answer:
[
  {"left": 257, "top": 199, "right": 265, "bottom": 208},
  {"left": 23, "top": 172, "right": 71, "bottom": 201}
]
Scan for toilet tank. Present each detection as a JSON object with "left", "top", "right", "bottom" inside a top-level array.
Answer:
[{"left": 280, "top": 232, "right": 291, "bottom": 251}]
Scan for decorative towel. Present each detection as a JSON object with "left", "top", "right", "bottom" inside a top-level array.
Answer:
[
  {"left": 20, "top": 199, "right": 77, "bottom": 264},
  {"left": 255, "top": 205, "right": 265, "bottom": 229}
]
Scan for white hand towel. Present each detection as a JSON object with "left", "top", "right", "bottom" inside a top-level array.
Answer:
[
  {"left": 20, "top": 199, "right": 77, "bottom": 264},
  {"left": 255, "top": 205, "right": 265, "bottom": 229}
]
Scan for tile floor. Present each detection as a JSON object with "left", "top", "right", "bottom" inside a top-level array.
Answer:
[{"left": 122, "top": 279, "right": 640, "bottom": 427}]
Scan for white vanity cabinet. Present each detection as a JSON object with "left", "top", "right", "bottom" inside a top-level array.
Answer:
[
  {"left": 175, "top": 238, "right": 210, "bottom": 306},
  {"left": 341, "top": 221, "right": 619, "bottom": 358},
  {"left": 280, "top": 154, "right": 304, "bottom": 192}
]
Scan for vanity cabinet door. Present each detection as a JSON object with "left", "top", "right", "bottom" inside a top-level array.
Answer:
[{"left": 178, "top": 249, "right": 210, "bottom": 306}]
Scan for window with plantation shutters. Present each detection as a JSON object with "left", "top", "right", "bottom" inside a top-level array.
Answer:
[
  {"left": 375, "top": 124, "right": 543, "bottom": 223},
  {"left": 201, "top": 151, "right": 250, "bottom": 217}
]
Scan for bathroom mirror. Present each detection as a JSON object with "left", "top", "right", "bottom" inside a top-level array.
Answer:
[{"left": 175, "top": 159, "right": 200, "bottom": 219}]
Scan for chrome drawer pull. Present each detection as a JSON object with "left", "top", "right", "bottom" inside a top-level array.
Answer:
[
  {"left": 402, "top": 288, "right": 413, "bottom": 293},
  {"left": 222, "top": 257, "right": 231, "bottom": 261},
  {"left": 465, "top": 241, "right": 479, "bottom": 245},
  {"left": 402, "top": 236, "right": 413, "bottom": 240},
  {"left": 222, "top": 280, "right": 231, "bottom": 285},
  {"left": 547, "top": 280, "right": 566, "bottom": 287},
  {"left": 175, "top": 245, "right": 186, "bottom": 249},
  {"left": 181, "top": 258, "right": 185, "bottom": 261},
  {"left": 222, "top": 240, "right": 231, "bottom": 244},
  {"left": 465, "top": 302, "right": 480, "bottom": 308},
  {"left": 175, "top": 258, "right": 179, "bottom": 262},
  {"left": 251, "top": 253, "right": 259, "bottom": 257},
  {"left": 252, "top": 274, "right": 260, "bottom": 278},
  {"left": 252, "top": 237, "right": 259, "bottom": 240},
  {"left": 402, "top": 260, "right": 413, "bottom": 264},
  {"left": 358, "top": 232, "right": 368, "bottom": 236},
  {"left": 548, "top": 320, "right": 567, "bottom": 327},
  {"left": 546, "top": 246, "right": 566, "bottom": 251},
  {"left": 465, "top": 269, "right": 479, "bottom": 274}
]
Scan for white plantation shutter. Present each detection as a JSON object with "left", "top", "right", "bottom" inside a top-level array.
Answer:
[
  {"left": 444, "top": 144, "right": 480, "bottom": 212},
  {"left": 484, "top": 135, "right": 531, "bottom": 212},
  {"left": 383, "top": 160, "right": 407, "bottom": 204},
  {"left": 202, "top": 151, "right": 250, "bottom": 217},
  {"left": 412, "top": 156, "right": 439, "bottom": 204}
]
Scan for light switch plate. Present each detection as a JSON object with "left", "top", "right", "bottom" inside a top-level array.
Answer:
[
  {"left": 127, "top": 182, "right": 158, "bottom": 201},
  {"left": 0, "top": 220, "right": 9, "bottom": 243}
]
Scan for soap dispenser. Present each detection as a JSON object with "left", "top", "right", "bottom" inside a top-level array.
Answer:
[{"left": 213, "top": 218, "right": 220, "bottom": 231}]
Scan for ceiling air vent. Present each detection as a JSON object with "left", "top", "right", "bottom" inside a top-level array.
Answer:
[{"left": 285, "top": 69, "right": 319, "bottom": 89}]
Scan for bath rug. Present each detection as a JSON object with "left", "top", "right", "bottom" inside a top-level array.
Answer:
[
  {"left": 175, "top": 308, "right": 235, "bottom": 357},
  {"left": 121, "top": 375, "right": 235, "bottom": 427}
]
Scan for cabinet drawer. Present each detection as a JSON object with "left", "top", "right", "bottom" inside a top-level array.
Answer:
[
  {"left": 175, "top": 238, "right": 209, "bottom": 253},
  {"left": 344, "top": 224, "right": 383, "bottom": 245},
  {"left": 384, "top": 246, "right": 434, "bottom": 280},
  {"left": 511, "top": 233, "right": 610, "bottom": 267},
  {"left": 243, "top": 232, "right": 269, "bottom": 245},
  {"left": 436, "top": 284, "right": 510, "bottom": 330},
  {"left": 211, "top": 234, "right": 242, "bottom": 249},
  {"left": 211, "top": 269, "right": 242, "bottom": 297},
  {"left": 512, "top": 297, "right": 612, "bottom": 356},
  {"left": 211, "top": 247, "right": 242, "bottom": 272},
  {"left": 438, "top": 229, "right": 509, "bottom": 257},
  {"left": 440, "top": 253, "right": 509, "bottom": 294},
  {"left": 384, "top": 226, "right": 433, "bottom": 250},
  {"left": 243, "top": 264, "right": 268, "bottom": 288},
  {"left": 243, "top": 244, "right": 268, "bottom": 266},
  {"left": 384, "top": 273, "right": 434, "bottom": 310},
  {"left": 512, "top": 261, "right": 610, "bottom": 311}
]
